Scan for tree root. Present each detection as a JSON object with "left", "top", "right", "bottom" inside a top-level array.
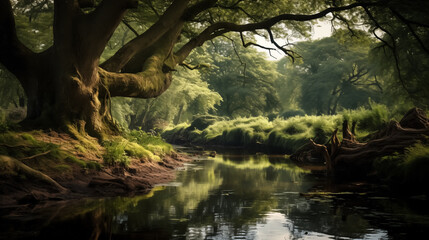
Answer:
[
  {"left": 291, "top": 108, "right": 429, "bottom": 177},
  {"left": 0, "top": 155, "right": 68, "bottom": 193}
]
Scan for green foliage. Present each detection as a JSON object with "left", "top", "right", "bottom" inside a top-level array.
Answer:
[
  {"left": 341, "top": 102, "right": 389, "bottom": 133},
  {"left": 111, "top": 68, "right": 222, "bottom": 131},
  {"left": 201, "top": 39, "right": 281, "bottom": 117},
  {"left": 102, "top": 140, "right": 130, "bottom": 167},
  {"left": 374, "top": 142, "right": 429, "bottom": 194},
  {"left": 126, "top": 130, "right": 173, "bottom": 155},
  {"left": 366, "top": 0, "right": 429, "bottom": 107},
  {"left": 277, "top": 31, "right": 382, "bottom": 115}
]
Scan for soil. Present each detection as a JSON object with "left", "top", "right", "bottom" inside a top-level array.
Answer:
[{"left": 0, "top": 130, "right": 191, "bottom": 207}]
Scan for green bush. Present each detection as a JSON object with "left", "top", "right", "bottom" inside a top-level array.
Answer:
[
  {"left": 127, "top": 130, "right": 173, "bottom": 155},
  {"left": 402, "top": 142, "right": 429, "bottom": 188},
  {"left": 102, "top": 140, "right": 130, "bottom": 167},
  {"left": 374, "top": 142, "right": 429, "bottom": 194}
]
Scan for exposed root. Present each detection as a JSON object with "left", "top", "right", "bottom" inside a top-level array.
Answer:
[
  {"left": 291, "top": 108, "right": 429, "bottom": 177},
  {"left": 0, "top": 155, "right": 68, "bottom": 193}
]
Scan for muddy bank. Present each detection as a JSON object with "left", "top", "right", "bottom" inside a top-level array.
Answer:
[
  {"left": 0, "top": 130, "right": 191, "bottom": 207},
  {"left": 0, "top": 153, "right": 190, "bottom": 206}
]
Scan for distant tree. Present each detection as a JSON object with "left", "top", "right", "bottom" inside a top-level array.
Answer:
[
  {"left": 112, "top": 68, "right": 221, "bottom": 131},
  {"left": 280, "top": 31, "right": 382, "bottom": 115},
  {"left": 366, "top": 0, "right": 429, "bottom": 107},
  {"left": 202, "top": 39, "right": 280, "bottom": 117}
]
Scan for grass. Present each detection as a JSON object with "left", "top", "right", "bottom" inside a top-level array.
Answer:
[
  {"left": 163, "top": 105, "right": 393, "bottom": 154},
  {"left": 102, "top": 139, "right": 130, "bottom": 167},
  {"left": 374, "top": 142, "right": 429, "bottom": 194},
  {"left": 102, "top": 129, "right": 174, "bottom": 166}
]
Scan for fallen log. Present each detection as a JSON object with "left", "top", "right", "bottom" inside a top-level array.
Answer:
[{"left": 291, "top": 108, "right": 429, "bottom": 177}]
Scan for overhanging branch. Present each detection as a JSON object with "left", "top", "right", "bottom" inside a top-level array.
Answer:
[
  {"left": 101, "top": 0, "right": 190, "bottom": 72},
  {"left": 175, "top": 1, "right": 379, "bottom": 63}
]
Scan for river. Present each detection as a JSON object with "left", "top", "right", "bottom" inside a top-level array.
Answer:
[{"left": 1, "top": 153, "right": 429, "bottom": 239}]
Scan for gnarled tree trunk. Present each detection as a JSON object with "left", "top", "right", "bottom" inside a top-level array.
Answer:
[{"left": 0, "top": 0, "right": 189, "bottom": 138}]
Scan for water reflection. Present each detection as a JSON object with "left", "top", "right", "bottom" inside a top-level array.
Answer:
[{"left": 1, "top": 154, "right": 429, "bottom": 240}]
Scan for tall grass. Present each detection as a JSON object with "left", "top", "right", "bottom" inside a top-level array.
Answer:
[
  {"left": 163, "top": 105, "right": 392, "bottom": 153},
  {"left": 374, "top": 142, "right": 429, "bottom": 194}
]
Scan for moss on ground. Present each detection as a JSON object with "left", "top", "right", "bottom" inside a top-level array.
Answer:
[{"left": 1, "top": 128, "right": 173, "bottom": 179}]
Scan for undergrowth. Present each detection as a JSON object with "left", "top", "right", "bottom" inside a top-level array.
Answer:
[
  {"left": 374, "top": 142, "right": 429, "bottom": 194},
  {"left": 102, "top": 130, "right": 174, "bottom": 166},
  {"left": 163, "top": 104, "right": 395, "bottom": 154}
]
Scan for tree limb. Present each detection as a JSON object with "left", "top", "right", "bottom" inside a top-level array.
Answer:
[
  {"left": 122, "top": 19, "right": 139, "bottom": 37},
  {"left": 101, "top": 0, "right": 190, "bottom": 72},
  {"left": 175, "top": 1, "right": 379, "bottom": 63}
]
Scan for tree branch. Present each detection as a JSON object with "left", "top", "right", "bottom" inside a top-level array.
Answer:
[
  {"left": 180, "top": 62, "right": 210, "bottom": 70},
  {"left": 99, "top": 67, "right": 173, "bottom": 98},
  {"left": 175, "top": 1, "right": 379, "bottom": 63},
  {"left": 389, "top": 8, "right": 429, "bottom": 55},
  {"left": 239, "top": 32, "right": 278, "bottom": 58},
  {"left": 80, "top": 0, "right": 138, "bottom": 61},
  {"left": 363, "top": 6, "right": 414, "bottom": 95},
  {"left": 101, "top": 0, "right": 190, "bottom": 72},
  {"left": 122, "top": 19, "right": 139, "bottom": 37}
]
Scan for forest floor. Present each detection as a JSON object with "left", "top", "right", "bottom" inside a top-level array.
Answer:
[{"left": 0, "top": 130, "right": 191, "bottom": 207}]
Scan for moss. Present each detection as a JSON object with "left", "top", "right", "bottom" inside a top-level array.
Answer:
[
  {"left": 75, "top": 144, "right": 87, "bottom": 153},
  {"left": 54, "top": 164, "right": 72, "bottom": 172},
  {"left": 0, "top": 131, "right": 62, "bottom": 159},
  {"left": 86, "top": 161, "right": 102, "bottom": 170},
  {"left": 65, "top": 155, "right": 87, "bottom": 168},
  {"left": 126, "top": 130, "right": 173, "bottom": 155},
  {"left": 65, "top": 124, "right": 100, "bottom": 151}
]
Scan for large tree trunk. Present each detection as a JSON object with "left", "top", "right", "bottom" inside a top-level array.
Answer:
[
  {"left": 0, "top": 0, "right": 188, "bottom": 139},
  {"left": 291, "top": 108, "right": 429, "bottom": 178}
]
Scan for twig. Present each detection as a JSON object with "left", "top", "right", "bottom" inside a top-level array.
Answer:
[{"left": 19, "top": 150, "right": 52, "bottom": 160}]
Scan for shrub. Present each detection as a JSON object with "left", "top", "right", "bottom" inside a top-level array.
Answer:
[
  {"left": 102, "top": 140, "right": 130, "bottom": 167},
  {"left": 374, "top": 142, "right": 429, "bottom": 194},
  {"left": 127, "top": 130, "right": 173, "bottom": 155}
]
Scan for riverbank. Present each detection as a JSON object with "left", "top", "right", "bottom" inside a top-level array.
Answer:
[{"left": 0, "top": 130, "right": 190, "bottom": 206}]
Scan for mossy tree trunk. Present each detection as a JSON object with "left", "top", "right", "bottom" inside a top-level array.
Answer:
[{"left": 0, "top": 0, "right": 191, "bottom": 138}]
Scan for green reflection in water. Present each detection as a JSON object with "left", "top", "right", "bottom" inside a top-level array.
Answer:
[{"left": 1, "top": 154, "right": 429, "bottom": 240}]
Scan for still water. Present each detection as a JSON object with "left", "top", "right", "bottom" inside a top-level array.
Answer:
[{"left": 2, "top": 154, "right": 429, "bottom": 239}]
